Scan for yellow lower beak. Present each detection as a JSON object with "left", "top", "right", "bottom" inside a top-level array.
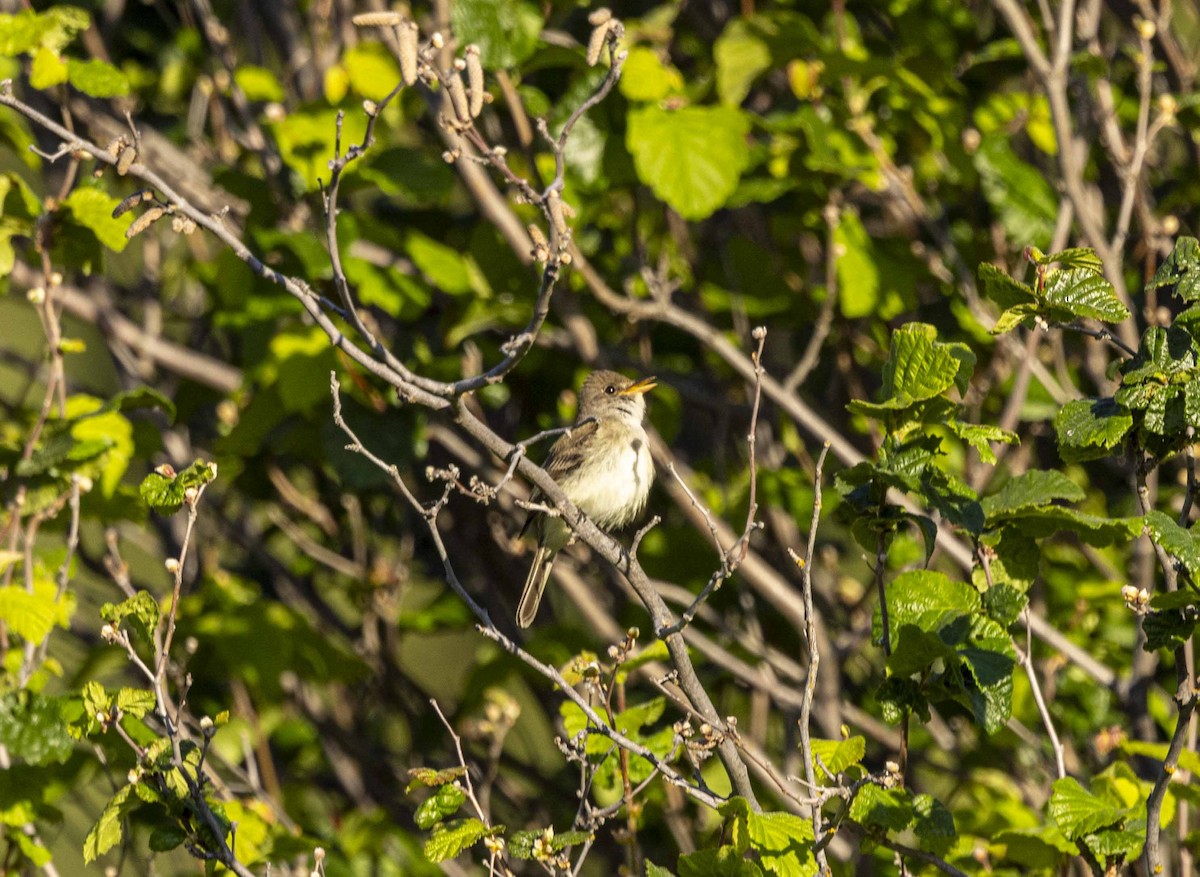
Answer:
[{"left": 619, "top": 377, "right": 657, "bottom": 396}]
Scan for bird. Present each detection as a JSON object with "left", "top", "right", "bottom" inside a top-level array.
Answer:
[{"left": 516, "top": 369, "right": 657, "bottom": 628}]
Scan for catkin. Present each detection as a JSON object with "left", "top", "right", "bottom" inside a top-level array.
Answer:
[
  {"left": 446, "top": 71, "right": 470, "bottom": 123},
  {"left": 112, "top": 189, "right": 153, "bottom": 219},
  {"left": 398, "top": 21, "right": 419, "bottom": 86},
  {"left": 465, "top": 45, "right": 484, "bottom": 118},
  {"left": 586, "top": 19, "right": 613, "bottom": 66},
  {"left": 126, "top": 206, "right": 165, "bottom": 239},
  {"left": 351, "top": 11, "right": 406, "bottom": 27},
  {"left": 116, "top": 145, "right": 137, "bottom": 176}
]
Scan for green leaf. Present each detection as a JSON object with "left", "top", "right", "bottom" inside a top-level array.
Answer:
[
  {"left": 1083, "top": 828, "right": 1143, "bottom": 861},
  {"left": 0, "top": 7, "right": 89, "bottom": 56},
  {"left": 29, "top": 46, "right": 67, "bottom": 88},
  {"left": 406, "top": 766, "right": 467, "bottom": 792},
  {"left": 975, "top": 136, "right": 1058, "bottom": 246},
  {"left": 626, "top": 105, "right": 751, "bottom": 221},
  {"left": 83, "top": 785, "right": 134, "bottom": 863},
  {"left": 879, "top": 570, "right": 981, "bottom": 637},
  {"left": 114, "top": 688, "right": 156, "bottom": 719},
  {"left": 0, "top": 579, "right": 72, "bottom": 642},
  {"left": 912, "top": 794, "right": 955, "bottom": 855},
  {"left": 101, "top": 590, "right": 160, "bottom": 642},
  {"left": 960, "top": 646, "right": 1016, "bottom": 732},
  {"left": 747, "top": 811, "right": 817, "bottom": 877},
  {"left": 1148, "top": 236, "right": 1200, "bottom": 302},
  {"left": 147, "top": 825, "right": 187, "bottom": 852},
  {"left": 888, "top": 624, "right": 956, "bottom": 676},
  {"left": 422, "top": 818, "right": 493, "bottom": 863},
  {"left": 1119, "top": 739, "right": 1200, "bottom": 776},
  {"left": 1144, "top": 510, "right": 1200, "bottom": 579},
  {"left": 1041, "top": 268, "right": 1129, "bottom": 322},
  {"left": 979, "top": 262, "right": 1037, "bottom": 312},
  {"left": 619, "top": 47, "right": 684, "bottom": 103},
  {"left": 808, "top": 736, "right": 866, "bottom": 775},
  {"left": 678, "top": 847, "right": 765, "bottom": 877},
  {"left": 138, "top": 459, "right": 218, "bottom": 515},
  {"left": 407, "top": 231, "right": 473, "bottom": 295},
  {"left": 60, "top": 187, "right": 132, "bottom": 252},
  {"left": 849, "top": 784, "right": 914, "bottom": 832},
  {"left": 1048, "top": 778, "right": 1125, "bottom": 840},
  {"left": 1035, "top": 247, "right": 1104, "bottom": 272},
  {"left": 834, "top": 211, "right": 880, "bottom": 319},
  {"left": 1142, "top": 609, "right": 1196, "bottom": 652},
  {"left": 233, "top": 64, "right": 284, "bottom": 102},
  {"left": 450, "top": 0, "right": 542, "bottom": 69},
  {"left": 415, "top": 783, "right": 466, "bottom": 830},
  {"left": 1053, "top": 398, "right": 1132, "bottom": 458},
  {"left": 714, "top": 19, "right": 772, "bottom": 106},
  {"left": 646, "top": 862, "right": 677, "bottom": 877},
  {"left": 947, "top": 421, "right": 1019, "bottom": 464},
  {"left": 982, "top": 470, "right": 1086, "bottom": 519},
  {"left": 66, "top": 58, "right": 129, "bottom": 97},
  {"left": 343, "top": 43, "right": 401, "bottom": 101},
  {"left": 878, "top": 323, "right": 964, "bottom": 409},
  {"left": 0, "top": 692, "right": 73, "bottom": 765}
]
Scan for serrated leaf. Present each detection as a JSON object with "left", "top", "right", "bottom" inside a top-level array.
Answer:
[
  {"left": 849, "top": 783, "right": 914, "bottom": 832},
  {"left": 912, "top": 794, "right": 955, "bottom": 855},
  {"left": 714, "top": 19, "right": 771, "bottom": 106},
  {"left": 139, "top": 459, "right": 217, "bottom": 515},
  {"left": 877, "top": 323, "right": 964, "bottom": 409},
  {"left": 678, "top": 847, "right": 765, "bottom": 877},
  {"left": 1053, "top": 398, "right": 1132, "bottom": 457},
  {"left": 83, "top": 785, "right": 134, "bottom": 863},
  {"left": 627, "top": 105, "right": 751, "bottom": 221},
  {"left": 1041, "top": 268, "right": 1129, "bottom": 322},
  {"left": 101, "top": 590, "right": 160, "bottom": 643},
  {"left": 1048, "top": 778, "right": 1125, "bottom": 840},
  {"left": 422, "top": 818, "right": 493, "bottom": 863},
  {"left": 1036, "top": 247, "right": 1104, "bottom": 272},
  {"left": 982, "top": 470, "right": 1086, "bottom": 519},
  {"left": 888, "top": 624, "right": 957, "bottom": 676},
  {"left": 0, "top": 579, "right": 73, "bottom": 642},
  {"left": 406, "top": 765, "right": 467, "bottom": 792},
  {"left": 114, "top": 688, "right": 156, "bottom": 719},
  {"left": 876, "top": 570, "right": 980, "bottom": 641},
  {"left": 1148, "top": 236, "right": 1200, "bottom": 302},
  {"left": 948, "top": 421, "right": 1018, "bottom": 464},
  {"left": 1144, "top": 510, "right": 1200, "bottom": 579},
  {"left": 979, "top": 262, "right": 1038, "bottom": 312},
  {"left": 1142, "top": 609, "right": 1196, "bottom": 652},
  {"left": 620, "top": 46, "right": 685, "bottom": 102},
  {"left": 808, "top": 736, "right": 866, "bottom": 775},
  {"left": 959, "top": 646, "right": 1015, "bottom": 732},
  {"left": 646, "top": 862, "right": 676, "bottom": 877}
]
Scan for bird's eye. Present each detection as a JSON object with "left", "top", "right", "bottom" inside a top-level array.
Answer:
[{"left": 605, "top": 385, "right": 616, "bottom": 395}]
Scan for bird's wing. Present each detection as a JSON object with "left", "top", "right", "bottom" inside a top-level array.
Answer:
[{"left": 519, "top": 420, "right": 600, "bottom": 538}]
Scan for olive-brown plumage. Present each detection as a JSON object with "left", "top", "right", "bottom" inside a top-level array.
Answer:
[{"left": 517, "top": 370, "right": 656, "bottom": 628}]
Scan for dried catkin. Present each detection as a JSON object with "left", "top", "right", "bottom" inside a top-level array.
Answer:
[
  {"left": 446, "top": 72, "right": 471, "bottom": 124},
  {"left": 465, "top": 45, "right": 484, "bottom": 118},
  {"left": 351, "top": 11, "right": 406, "bottom": 27},
  {"left": 586, "top": 19, "right": 613, "bottom": 66},
  {"left": 398, "top": 21, "right": 419, "bottom": 86},
  {"left": 126, "top": 206, "right": 165, "bottom": 239}
]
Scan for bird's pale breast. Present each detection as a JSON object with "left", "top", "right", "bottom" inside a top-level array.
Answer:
[{"left": 559, "top": 420, "right": 654, "bottom": 529}]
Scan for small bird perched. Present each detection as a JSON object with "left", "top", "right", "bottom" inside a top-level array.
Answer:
[{"left": 517, "top": 370, "right": 657, "bottom": 628}]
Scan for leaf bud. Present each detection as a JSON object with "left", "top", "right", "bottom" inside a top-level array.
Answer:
[
  {"left": 165, "top": 557, "right": 180, "bottom": 573},
  {"left": 26, "top": 286, "right": 45, "bottom": 305}
]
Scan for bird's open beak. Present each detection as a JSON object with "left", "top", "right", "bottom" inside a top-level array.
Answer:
[{"left": 619, "top": 376, "right": 657, "bottom": 396}]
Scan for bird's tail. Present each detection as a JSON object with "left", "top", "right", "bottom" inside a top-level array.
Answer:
[{"left": 517, "top": 545, "right": 556, "bottom": 628}]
